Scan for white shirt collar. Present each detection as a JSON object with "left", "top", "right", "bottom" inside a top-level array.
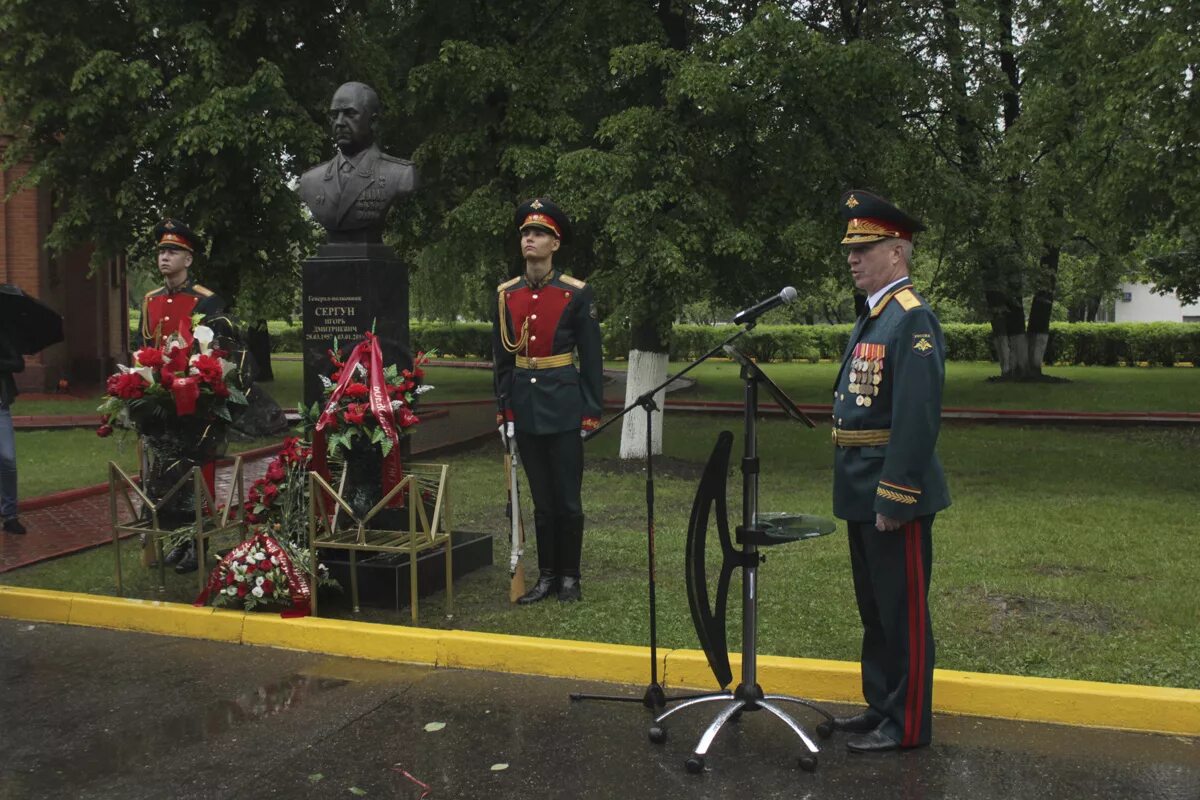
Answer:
[{"left": 867, "top": 276, "right": 910, "bottom": 312}]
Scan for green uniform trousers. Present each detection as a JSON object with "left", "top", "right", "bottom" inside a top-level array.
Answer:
[{"left": 847, "top": 514, "right": 935, "bottom": 747}]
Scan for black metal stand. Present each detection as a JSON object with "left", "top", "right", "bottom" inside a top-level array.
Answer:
[
  {"left": 570, "top": 329, "right": 751, "bottom": 710},
  {"left": 647, "top": 347, "right": 835, "bottom": 773}
]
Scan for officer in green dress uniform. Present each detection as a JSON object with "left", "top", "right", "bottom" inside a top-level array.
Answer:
[
  {"left": 138, "top": 219, "right": 225, "bottom": 347},
  {"left": 492, "top": 198, "right": 604, "bottom": 604},
  {"left": 828, "top": 189, "right": 951, "bottom": 752}
]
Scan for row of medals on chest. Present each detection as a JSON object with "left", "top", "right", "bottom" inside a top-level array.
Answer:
[{"left": 848, "top": 356, "right": 882, "bottom": 407}]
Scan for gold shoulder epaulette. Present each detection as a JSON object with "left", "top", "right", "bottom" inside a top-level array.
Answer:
[
  {"left": 894, "top": 287, "right": 921, "bottom": 312},
  {"left": 497, "top": 276, "right": 522, "bottom": 292},
  {"left": 192, "top": 283, "right": 214, "bottom": 297},
  {"left": 143, "top": 287, "right": 162, "bottom": 301},
  {"left": 559, "top": 274, "right": 586, "bottom": 289}
]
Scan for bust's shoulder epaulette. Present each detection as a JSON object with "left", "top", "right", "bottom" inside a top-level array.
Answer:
[
  {"left": 497, "top": 276, "right": 522, "bottom": 292},
  {"left": 191, "top": 283, "right": 215, "bottom": 298},
  {"left": 893, "top": 287, "right": 922, "bottom": 312},
  {"left": 559, "top": 274, "right": 586, "bottom": 289},
  {"left": 379, "top": 153, "right": 414, "bottom": 166}
]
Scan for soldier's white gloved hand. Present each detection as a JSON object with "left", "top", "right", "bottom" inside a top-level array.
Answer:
[
  {"left": 498, "top": 421, "right": 515, "bottom": 443},
  {"left": 580, "top": 428, "right": 589, "bottom": 439}
]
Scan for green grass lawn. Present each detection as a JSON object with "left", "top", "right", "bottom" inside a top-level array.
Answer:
[
  {"left": 673, "top": 360, "right": 1200, "bottom": 412},
  {"left": 6, "top": 416, "right": 1197, "bottom": 690},
  {"left": 17, "top": 358, "right": 1197, "bottom": 419}
]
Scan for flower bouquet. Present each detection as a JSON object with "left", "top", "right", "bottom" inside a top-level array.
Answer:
[
  {"left": 193, "top": 532, "right": 314, "bottom": 615},
  {"left": 98, "top": 326, "right": 249, "bottom": 530},
  {"left": 97, "top": 326, "right": 248, "bottom": 438},
  {"left": 195, "top": 438, "right": 338, "bottom": 613},
  {"left": 300, "top": 332, "right": 433, "bottom": 520}
]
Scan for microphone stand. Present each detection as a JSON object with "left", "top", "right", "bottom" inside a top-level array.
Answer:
[{"left": 570, "top": 324, "right": 754, "bottom": 710}]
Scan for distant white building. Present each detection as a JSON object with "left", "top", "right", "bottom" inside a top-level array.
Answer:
[{"left": 1110, "top": 283, "right": 1200, "bottom": 323}]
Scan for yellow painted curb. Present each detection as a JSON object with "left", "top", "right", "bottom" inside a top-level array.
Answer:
[
  {"left": 67, "top": 594, "right": 244, "bottom": 642},
  {"left": 0, "top": 586, "right": 73, "bottom": 623},
  {"left": 0, "top": 587, "right": 1197, "bottom": 737}
]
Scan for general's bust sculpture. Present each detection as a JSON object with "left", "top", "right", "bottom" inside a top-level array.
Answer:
[{"left": 298, "top": 82, "right": 417, "bottom": 242}]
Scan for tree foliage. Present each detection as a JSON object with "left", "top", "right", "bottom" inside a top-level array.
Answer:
[{"left": 2, "top": 0, "right": 1194, "bottom": 342}]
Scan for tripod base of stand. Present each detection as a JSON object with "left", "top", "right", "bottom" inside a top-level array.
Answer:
[
  {"left": 648, "top": 685, "right": 835, "bottom": 773},
  {"left": 570, "top": 682, "right": 717, "bottom": 710}
]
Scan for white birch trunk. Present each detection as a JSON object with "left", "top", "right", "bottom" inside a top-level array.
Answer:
[
  {"left": 1028, "top": 332, "right": 1049, "bottom": 373},
  {"left": 619, "top": 349, "right": 668, "bottom": 460}
]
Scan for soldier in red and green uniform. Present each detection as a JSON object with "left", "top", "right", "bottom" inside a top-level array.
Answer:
[
  {"left": 137, "top": 219, "right": 226, "bottom": 573},
  {"left": 492, "top": 198, "right": 603, "bottom": 604},
  {"left": 138, "top": 219, "right": 224, "bottom": 347},
  {"left": 828, "top": 190, "right": 951, "bottom": 752}
]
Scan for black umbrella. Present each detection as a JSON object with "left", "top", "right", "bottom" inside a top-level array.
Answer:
[{"left": 0, "top": 284, "right": 64, "bottom": 355}]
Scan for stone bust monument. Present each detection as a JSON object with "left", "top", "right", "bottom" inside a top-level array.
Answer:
[{"left": 298, "top": 81, "right": 417, "bottom": 242}]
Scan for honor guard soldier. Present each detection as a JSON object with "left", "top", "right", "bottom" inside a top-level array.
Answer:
[
  {"left": 139, "top": 219, "right": 224, "bottom": 347},
  {"left": 828, "top": 190, "right": 951, "bottom": 752},
  {"left": 492, "top": 198, "right": 604, "bottom": 604}
]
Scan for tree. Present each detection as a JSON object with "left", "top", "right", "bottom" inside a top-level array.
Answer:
[{"left": 0, "top": 0, "right": 342, "bottom": 319}]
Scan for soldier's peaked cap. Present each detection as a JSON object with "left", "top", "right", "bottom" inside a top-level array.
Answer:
[
  {"left": 154, "top": 218, "right": 202, "bottom": 253},
  {"left": 515, "top": 197, "right": 570, "bottom": 241},
  {"left": 839, "top": 190, "right": 925, "bottom": 245}
]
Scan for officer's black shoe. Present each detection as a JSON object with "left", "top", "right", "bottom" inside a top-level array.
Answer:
[
  {"left": 3, "top": 517, "right": 27, "bottom": 535},
  {"left": 517, "top": 574, "right": 557, "bottom": 605},
  {"left": 558, "top": 576, "right": 582, "bottom": 603},
  {"left": 831, "top": 710, "right": 883, "bottom": 733},
  {"left": 174, "top": 544, "right": 199, "bottom": 574},
  {"left": 846, "top": 728, "right": 901, "bottom": 753},
  {"left": 163, "top": 541, "right": 190, "bottom": 567}
]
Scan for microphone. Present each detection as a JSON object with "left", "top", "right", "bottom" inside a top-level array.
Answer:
[{"left": 732, "top": 286, "right": 798, "bottom": 325}]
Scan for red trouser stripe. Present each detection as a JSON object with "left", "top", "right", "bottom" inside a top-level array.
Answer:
[
  {"left": 912, "top": 520, "right": 928, "bottom": 745},
  {"left": 902, "top": 521, "right": 925, "bottom": 747}
]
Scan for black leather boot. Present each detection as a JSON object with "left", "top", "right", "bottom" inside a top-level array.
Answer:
[
  {"left": 558, "top": 576, "right": 582, "bottom": 602},
  {"left": 174, "top": 541, "right": 198, "bottom": 574},
  {"left": 517, "top": 571, "right": 558, "bottom": 604},
  {"left": 557, "top": 514, "right": 584, "bottom": 601},
  {"left": 163, "top": 540, "right": 189, "bottom": 566}
]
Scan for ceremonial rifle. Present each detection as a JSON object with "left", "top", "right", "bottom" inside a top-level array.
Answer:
[{"left": 504, "top": 430, "right": 527, "bottom": 602}]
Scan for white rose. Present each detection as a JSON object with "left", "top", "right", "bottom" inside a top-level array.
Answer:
[
  {"left": 225, "top": 586, "right": 237, "bottom": 596},
  {"left": 251, "top": 586, "right": 264, "bottom": 598},
  {"left": 256, "top": 576, "right": 265, "bottom": 587}
]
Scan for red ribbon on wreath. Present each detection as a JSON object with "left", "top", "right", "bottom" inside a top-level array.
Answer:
[
  {"left": 193, "top": 532, "right": 312, "bottom": 618},
  {"left": 309, "top": 332, "right": 404, "bottom": 508}
]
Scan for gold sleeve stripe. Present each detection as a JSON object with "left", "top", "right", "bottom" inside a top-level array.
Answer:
[
  {"left": 877, "top": 486, "right": 918, "bottom": 505},
  {"left": 879, "top": 479, "right": 921, "bottom": 494}
]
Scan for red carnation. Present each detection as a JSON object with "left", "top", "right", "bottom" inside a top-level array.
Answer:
[
  {"left": 237, "top": 584, "right": 249, "bottom": 597},
  {"left": 262, "top": 579, "right": 275, "bottom": 594},
  {"left": 107, "top": 372, "right": 148, "bottom": 400},
  {"left": 96, "top": 423, "right": 113, "bottom": 438},
  {"left": 225, "top": 573, "right": 236, "bottom": 586},
  {"left": 261, "top": 483, "right": 279, "bottom": 502},
  {"left": 265, "top": 461, "right": 285, "bottom": 482},
  {"left": 344, "top": 403, "right": 368, "bottom": 425},
  {"left": 344, "top": 382, "right": 369, "bottom": 398},
  {"left": 135, "top": 347, "right": 165, "bottom": 369},
  {"left": 192, "top": 353, "right": 224, "bottom": 385}
]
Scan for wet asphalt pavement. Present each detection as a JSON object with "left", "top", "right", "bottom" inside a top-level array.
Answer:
[{"left": 0, "top": 618, "right": 1196, "bottom": 800}]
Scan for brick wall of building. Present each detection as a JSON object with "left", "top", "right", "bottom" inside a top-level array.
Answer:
[{"left": 1, "top": 139, "right": 127, "bottom": 393}]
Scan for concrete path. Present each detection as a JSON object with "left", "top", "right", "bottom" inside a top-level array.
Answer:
[{"left": 1, "top": 618, "right": 1196, "bottom": 800}]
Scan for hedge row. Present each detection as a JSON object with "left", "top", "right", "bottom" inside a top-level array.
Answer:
[{"left": 179, "top": 320, "right": 1200, "bottom": 366}]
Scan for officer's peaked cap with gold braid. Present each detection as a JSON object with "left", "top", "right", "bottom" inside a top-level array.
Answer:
[
  {"left": 515, "top": 197, "right": 570, "bottom": 242},
  {"left": 839, "top": 189, "right": 925, "bottom": 245},
  {"left": 154, "top": 218, "right": 203, "bottom": 253}
]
